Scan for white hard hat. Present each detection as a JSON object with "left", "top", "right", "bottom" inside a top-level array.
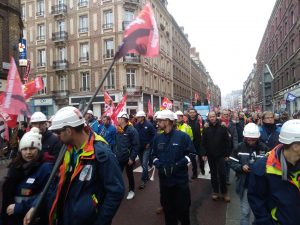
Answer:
[
  {"left": 117, "top": 111, "right": 129, "bottom": 119},
  {"left": 154, "top": 111, "right": 160, "bottom": 118},
  {"left": 49, "top": 106, "right": 84, "bottom": 130},
  {"left": 279, "top": 119, "right": 300, "bottom": 144},
  {"left": 136, "top": 110, "right": 146, "bottom": 117},
  {"left": 175, "top": 111, "right": 184, "bottom": 116},
  {"left": 173, "top": 112, "right": 178, "bottom": 120},
  {"left": 87, "top": 110, "right": 94, "bottom": 115},
  {"left": 156, "top": 109, "right": 175, "bottom": 121},
  {"left": 243, "top": 123, "right": 260, "bottom": 138},
  {"left": 30, "top": 112, "right": 47, "bottom": 123}
]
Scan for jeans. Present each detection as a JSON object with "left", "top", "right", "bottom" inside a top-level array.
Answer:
[
  {"left": 160, "top": 184, "right": 191, "bottom": 225},
  {"left": 119, "top": 160, "right": 135, "bottom": 192},
  {"left": 240, "top": 189, "right": 251, "bottom": 225},
  {"left": 138, "top": 147, "right": 151, "bottom": 182},
  {"left": 207, "top": 156, "right": 227, "bottom": 194}
]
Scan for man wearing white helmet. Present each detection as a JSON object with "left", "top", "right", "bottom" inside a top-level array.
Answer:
[
  {"left": 115, "top": 111, "right": 140, "bottom": 200},
  {"left": 84, "top": 109, "right": 99, "bottom": 134},
  {"left": 152, "top": 109, "right": 195, "bottom": 225},
  {"left": 248, "top": 119, "right": 300, "bottom": 225},
  {"left": 135, "top": 110, "right": 156, "bottom": 189},
  {"left": 229, "top": 123, "right": 268, "bottom": 225},
  {"left": 30, "top": 111, "right": 63, "bottom": 162},
  {"left": 24, "top": 106, "right": 125, "bottom": 225}
]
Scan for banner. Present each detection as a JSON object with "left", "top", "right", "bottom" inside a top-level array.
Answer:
[
  {"left": 286, "top": 92, "right": 297, "bottom": 102},
  {"left": 0, "top": 57, "right": 31, "bottom": 116},
  {"left": 114, "top": 3, "right": 159, "bottom": 59},
  {"left": 19, "top": 38, "right": 28, "bottom": 66},
  {"left": 160, "top": 97, "right": 173, "bottom": 110},
  {"left": 23, "top": 59, "right": 31, "bottom": 82},
  {"left": 23, "top": 76, "right": 44, "bottom": 99},
  {"left": 148, "top": 99, "right": 153, "bottom": 117},
  {"left": 103, "top": 91, "right": 115, "bottom": 117},
  {"left": 111, "top": 94, "right": 128, "bottom": 124}
]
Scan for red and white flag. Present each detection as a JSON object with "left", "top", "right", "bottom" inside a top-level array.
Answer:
[
  {"left": 148, "top": 99, "right": 153, "bottom": 117},
  {"left": 160, "top": 97, "right": 173, "bottom": 110},
  {"left": 103, "top": 91, "right": 115, "bottom": 117},
  {"left": 111, "top": 94, "right": 128, "bottom": 124},
  {"left": 0, "top": 57, "right": 31, "bottom": 116},
  {"left": 23, "top": 76, "right": 44, "bottom": 99},
  {"left": 114, "top": 3, "right": 159, "bottom": 59}
]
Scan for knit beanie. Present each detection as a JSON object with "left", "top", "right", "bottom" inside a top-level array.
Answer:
[{"left": 19, "top": 127, "right": 42, "bottom": 151}]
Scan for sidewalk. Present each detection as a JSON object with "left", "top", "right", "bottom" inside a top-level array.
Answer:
[{"left": 225, "top": 171, "right": 240, "bottom": 225}]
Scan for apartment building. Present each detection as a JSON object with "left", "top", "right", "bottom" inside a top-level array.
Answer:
[{"left": 21, "top": 0, "right": 173, "bottom": 116}]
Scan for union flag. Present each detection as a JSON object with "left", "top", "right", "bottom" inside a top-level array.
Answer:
[{"left": 114, "top": 3, "right": 159, "bottom": 60}]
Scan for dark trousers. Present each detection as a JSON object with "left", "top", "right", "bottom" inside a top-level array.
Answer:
[
  {"left": 160, "top": 184, "right": 191, "bottom": 225},
  {"left": 191, "top": 155, "right": 205, "bottom": 176},
  {"left": 207, "top": 156, "right": 227, "bottom": 194},
  {"left": 119, "top": 160, "right": 135, "bottom": 192}
]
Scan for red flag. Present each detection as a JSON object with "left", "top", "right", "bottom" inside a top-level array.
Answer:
[
  {"left": 148, "top": 99, "right": 153, "bottom": 117},
  {"left": 23, "top": 76, "right": 44, "bottom": 99},
  {"left": 23, "top": 59, "right": 31, "bottom": 83},
  {"left": 111, "top": 94, "right": 127, "bottom": 124},
  {"left": 103, "top": 91, "right": 115, "bottom": 117},
  {"left": 160, "top": 97, "right": 173, "bottom": 110},
  {"left": 115, "top": 3, "right": 159, "bottom": 59},
  {"left": 0, "top": 114, "right": 9, "bottom": 141},
  {"left": 206, "top": 88, "right": 211, "bottom": 102},
  {"left": 0, "top": 57, "right": 31, "bottom": 116}
]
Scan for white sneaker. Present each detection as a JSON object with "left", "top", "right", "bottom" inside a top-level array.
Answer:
[{"left": 126, "top": 191, "right": 135, "bottom": 200}]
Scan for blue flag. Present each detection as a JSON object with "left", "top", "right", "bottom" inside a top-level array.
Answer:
[{"left": 286, "top": 92, "right": 297, "bottom": 102}]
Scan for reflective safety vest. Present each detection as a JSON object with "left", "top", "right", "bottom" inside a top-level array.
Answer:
[{"left": 177, "top": 122, "right": 193, "bottom": 141}]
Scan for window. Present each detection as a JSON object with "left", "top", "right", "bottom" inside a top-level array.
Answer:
[
  {"left": 79, "top": 15, "right": 88, "bottom": 32},
  {"left": 291, "top": 39, "right": 295, "bottom": 54},
  {"left": 291, "top": 11, "right": 295, "bottom": 26},
  {"left": 39, "top": 75, "right": 47, "bottom": 94},
  {"left": 103, "top": 10, "right": 113, "bottom": 29},
  {"left": 79, "top": 43, "right": 89, "bottom": 61},
  {"left": 104, "top": 39, "right": 114, "bottom": 58},
  {"left": 37, "top": 24, "right": 45, "bottom": 40},
  {"left": 78, "top": 0, "right": 88, "bottom": 7},
  {"left": 37, "top": 49, "right": 46, "bottom": 67},
  {"left": 81, "top": 72, "right": 90, "bottom": 91},
  {"left": 57, "top": 20, "right": 65, "bottom": 32},
  {"left": 126, "top": 68, "right": 136, "bottom": 88},
  {"left": 59, "top": 75, "right": 67, "bottom": 91},
  {"left": 21, "top": 4, "right": 26, "bottom": 20},
  {"left": 36, "top": 0, "right": 44, "bottom": 16},
  {"left": 123, "top": 9, "right": 134, "bottom": 30},
  {"left": 104, "top": 68, "right": 115, "bottom": 89},
  {"left": 58, "top": 47, "right": 65, "bottom": 61}
]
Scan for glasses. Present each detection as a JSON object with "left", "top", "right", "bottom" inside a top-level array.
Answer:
[{"left": 53, "top": 127, "right": 66, "bottom": 135}]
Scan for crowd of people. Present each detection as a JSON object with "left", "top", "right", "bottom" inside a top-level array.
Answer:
[{"left": 0, "top": 106, "right": 299, "bottom": 225}]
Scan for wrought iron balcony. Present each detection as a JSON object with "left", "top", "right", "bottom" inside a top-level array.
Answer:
[
  {"left": 51, "top": 4, "right": 67, "bottom": 15},
  {"left": 79, "top": 56, "right": 89, "bottom": 62},
  {"left": 102, "top": 23, "right": 113, "bottom": 29},
  {"left": 53, "top": 60, "right": 68, "bottom": 70},
  {"left": 37, "top": 62, "right": 46, "bottom": 67},
  {"left": 104, "top": 85, "right": 115, "bottom": 90},
  {"left": 123, "top": 55, "right": 140, "bottom": 64},
  {"left": 123, "top": 85, "right": 142, "bottom": 96},
  {"left": 36, "top": 11, "right": 44, "bottom": 16},
  {"left": 36, "top": 35, "right": 45, "bottom": 41},
  {"left": 52, "top": 31, "right": 68, "bottom": 42},
  {"left": 80, "top": 87, "right": 90, "bottom": 92},
  {"left": 124, "top": 0, "right": 140, "bottom": 4},
  {"left": 78, "top": 27, "right": 88, "bottom": 33}
]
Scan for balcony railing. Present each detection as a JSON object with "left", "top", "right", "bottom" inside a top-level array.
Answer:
[
  {"left": 78, "top": 0, "right": 88, "bottom": 7},
  {"left": 80, "top": 87, "right": 90, "bottom": 92},
  {"left": 103, "top": 52, "right": 114, "bottom": 59},
  {"left": 123, "top": 85, "right": 142, "bottom": 96},
  {"left": 53, "top": 60, "right": 69, "bottom": 70},
  {"left": 37, "top": 62, "right": 46, "bottom": 67},
  {"left": 102, "top": 23, "right": 113, "bottom": 29},
  {"left": 122, "top": 21, "right": 131, "bottom": 30},
  {"left": 51, "top": 4, "right": 67, "bottom": 15},
  {"left": 124, "top": 0, "right": 140, "bottom": 4},
  {"left": 78, "top": 27, "right": 88, "bottom": 33},
  {"left": 36, "top": 11, "right": 44, "bottom": 16},
  {"left": 79, "top": 56, "right": 89, "bottom": 62},
  {"left": 123, "top": 55, "right": 140, "bottom": 63},
  {"left": 52, "top": 31, "right": 68, "bottom": 42},
  {"left": 36, "top": 35, "right": 45, "bottom": 41},
  {"left": 52, "top": 90, "right": 70, "bottom": 98},
  {"left": 104, "top": 85, "right": 115, "bottom": 89}
]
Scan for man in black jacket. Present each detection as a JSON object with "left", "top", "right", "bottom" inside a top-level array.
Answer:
[{"left": 202, "top": 111, "right": 230, "bottom": 202}]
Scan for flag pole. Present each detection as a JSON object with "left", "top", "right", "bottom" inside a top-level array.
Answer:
[{"left": 28, "top": 57, "right": 118, "bottom": 224}]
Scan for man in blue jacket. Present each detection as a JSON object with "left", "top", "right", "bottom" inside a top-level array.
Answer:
[
  {"left": 135, "top": 110, "right": 156, "bottom": 189},
  {"left": 115, "top": 111, "right": 140, "bottom": 200},
  {"left": 152, "top": 109, "right": 195, "bottom": 225},
  {"left": 24, "top": 106, "right": 125, "bottom": 225},
  {"left": 85, "top": 110, "right": 99, "bottom": 134},
  {"left": 248, "top": 119, "right": 300, "bottom": 225},
  {"left": 98, "top": 116, "right": 116, "bottom": 151}
]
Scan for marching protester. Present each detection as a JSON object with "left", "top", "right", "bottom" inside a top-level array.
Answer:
[
  {"left": 30, "top": 112, "right": 63, "bottom": 162},
  {"left": 135, "top": 110, "right": 155, "bottom": 190},
  {"left": 115, "top": 111, "right": 140, "bottom": 200},
  {"left": 152, "top": 109, "right": 195, "bottom": 225},
  {"left": 259, "top": 111, "right": 281, "bottom": 150},
  {"left": 248, "top": 119, "right": 300, "bottom": 225},
  {"left": 0, "top": 127, "right": 52, "bottom": 225},
  {"left": 84, "top": 110, "right": 99, "bottom": 134},
  {"left": 202, "top": 111, "right": 231, "bottom": 202},
  {"left": 98, "top": 116, "right": 117, "bottom": 151},
  {"left": 175, "top": 111, "right": 193, "bottom": 141},
  {"left": 188, "top": 108, "right": 205, "bottom": 178},
  {"left": 236, "top": 111, "right": 246, "bottom": 143},
  {"left": 23, "top": 106, "right": 125, "bottom": 225},
  {"left": 229, "top": 123, "right": 269, "bottom": 225}
]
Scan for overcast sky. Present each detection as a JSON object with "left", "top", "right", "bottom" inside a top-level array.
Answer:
[{"left": 167, "top": 0, "right": 276, "bottom": 96}]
